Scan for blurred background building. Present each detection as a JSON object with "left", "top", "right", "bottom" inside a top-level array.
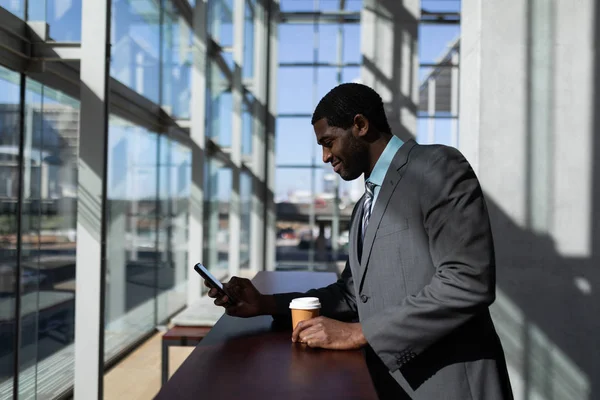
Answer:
[{"left": 0, "top": 0, "right": 596, "bottom": 399}]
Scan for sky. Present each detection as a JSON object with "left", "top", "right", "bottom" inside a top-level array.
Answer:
[{"left": 0, "top": 0, "right": 461, "bottom": 201}]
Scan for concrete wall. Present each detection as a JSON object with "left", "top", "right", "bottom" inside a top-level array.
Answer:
[{"left": 460, "top": 0, "right": 599, "bottom": 399}]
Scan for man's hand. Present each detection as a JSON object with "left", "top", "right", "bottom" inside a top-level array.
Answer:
[
  {"left": 205, "top": 276, "right": 276, "bottom": 318},
  {"left": 291, "top": 316, "right": 367, "bottom": 350}
]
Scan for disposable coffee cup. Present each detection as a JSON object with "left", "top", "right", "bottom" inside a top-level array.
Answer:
[{"left": 289, "top": 297, "right": 321, "bottom": 330}]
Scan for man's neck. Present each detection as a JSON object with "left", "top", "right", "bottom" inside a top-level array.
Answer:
[{"left": 365, "top": 134, "right": 393, "bottom": 179}]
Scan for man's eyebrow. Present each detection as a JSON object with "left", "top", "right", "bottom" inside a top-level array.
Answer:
[{"left": 317, "top": 136, "right": 329, "bottom": 145}]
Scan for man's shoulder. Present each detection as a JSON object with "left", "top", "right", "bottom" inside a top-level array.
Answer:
[{"left": 407, "top": 142, "right": 468, "bottom": 165}]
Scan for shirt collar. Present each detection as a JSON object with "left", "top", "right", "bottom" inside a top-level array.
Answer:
[{"left": 366, "top": 135, "right": 404, "bottom": 187}]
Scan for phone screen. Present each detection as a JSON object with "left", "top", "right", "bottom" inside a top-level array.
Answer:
[{"left": 195, "top": 263, "right": 223, "bottom": 290}]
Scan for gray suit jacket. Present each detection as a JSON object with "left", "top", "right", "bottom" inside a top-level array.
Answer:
[{"left": 274, "top": 140, "right": 514, "bottom": 399}]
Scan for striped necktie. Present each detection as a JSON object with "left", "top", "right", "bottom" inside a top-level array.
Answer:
[{"left": 361, "top": 181, "right": 376, "bottom": 242}]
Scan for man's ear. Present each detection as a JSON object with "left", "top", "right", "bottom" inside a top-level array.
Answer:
[{"left": 353, "top": 114, "right": 369, "bottom": 138}]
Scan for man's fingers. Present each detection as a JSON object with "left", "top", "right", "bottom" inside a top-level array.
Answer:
[
  {"left": 298, "top": 325, "right": 321, "bottom": 343},
  {"left": 291, "top": 318, "right": 320, "bottom": 342},
  {"left": 214, "top": 295, "right": 229, "bottom": 307},
  {"left": 207, "top": 288, "right": 218, "bottom": 298}
]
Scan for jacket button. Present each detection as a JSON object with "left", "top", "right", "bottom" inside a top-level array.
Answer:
[{"left": 360, "top": 294, "right": 369, "bottom": 303}]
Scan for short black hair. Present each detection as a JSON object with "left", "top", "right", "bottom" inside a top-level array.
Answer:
[{"left": 311, "top": 83, "right": 392, "bottom": 134}]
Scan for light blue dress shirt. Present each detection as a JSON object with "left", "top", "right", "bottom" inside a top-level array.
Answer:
[{"left": 366, "top": 135, "right": 404, "bottom": 211}]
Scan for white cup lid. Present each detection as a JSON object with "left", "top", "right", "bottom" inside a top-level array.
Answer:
[{"left": 289, "top": 297, "right": 321, "bottom": 310}]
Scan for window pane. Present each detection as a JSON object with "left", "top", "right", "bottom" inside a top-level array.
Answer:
[
  {"left": 342, "top": 66, "right": 360, "bottom": 83},
  {"left": 279, "top": 0, "right": 315, "bottom": 12},
  {"left": 418, "top": 65, "right": 458, "bottom": 116},
  {"left": 277, "top": 67, "right": 338, "bottom": 114},
  {"left": 419, "top": 24, "right": 460, "bottom": 64},
  {"left": 163, "top": 1, "right": 193, "bottom": 119},
  {"left": 276, "top": 167, "right": 331, "bottom": 269},
  {"left": 0, "top": 0, "right": 25, "bottom": 18},
  {"left": 277, "top": 67, "right": 313, "bottom": 113},
  {"left": 242, "top": 94, "right": 253, "bottom": 156},
  {"left": 318, "top": 24, "right": 339, "bottom": 64},
  {"left": 156, "top": 136, "right": 190, "bottom": 323},
  {"left": 417, "top": 117, "right": 457, "bottom": 146},
  {"left": 421, "top": 0, "right": 461, "bottom": 13},
  {"left": 279, "top": 25, "right": 314, "bottom": 63},
  {"left": 0, "top": 65, "right": 21, "bottom": 391},
  {"left": 207, "top": 60, "right": 232, "bottom": 147},
  {"left": 276, "top": 117, "right": 317, "bottom": 166},
  {"left": 204, "top": 157, "right": 230, "bottom": 275},
  {"left": 243, "top": 0, "right": 254, "bottom": 79},
  {"left": 111, "top": 0, "right": 161, "bottom": 104},
  {"left": 209, "top": 0, "right": 233, "bottom": 47},
  {"left": 105, "top": 116, "right": 158, "bottom": 362},
  {"left": 240, "top": 171, "right": 252, "bottom": 268},
  {"left": 343, "top": 24, "right": 361, "bottom": 64},
  {"left": 18, "top": 78, "right": 80, "bottom": 399},
  {"left": 39, "top": 0, "right": 82, "bottom": 42}
]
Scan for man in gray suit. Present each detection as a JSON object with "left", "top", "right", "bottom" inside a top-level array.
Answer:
[{"left": 207, "top": 83, "right": 514, "bottom": 399}]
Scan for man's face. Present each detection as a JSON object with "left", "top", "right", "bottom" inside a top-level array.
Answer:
[{"left": 314, "top": 118, "right": 369, "bottom": 181}]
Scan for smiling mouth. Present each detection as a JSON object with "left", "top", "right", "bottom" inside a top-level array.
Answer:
[{"left": 332, "top": 162, "right": 342, "bottom": 172}]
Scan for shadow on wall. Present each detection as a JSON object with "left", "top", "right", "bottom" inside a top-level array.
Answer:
[
  {"left": 484, "top": 1, "right": 600, "bottom": 399},
  {"left": 361, "top": 0, "right": 418, "bottom": 142},
  {"left": 487, "top": 200, "right": 598, "bottom": 400}
]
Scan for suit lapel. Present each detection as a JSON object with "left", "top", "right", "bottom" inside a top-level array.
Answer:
[
  {"left": 357, "top": 139, "right": 417, "bottom": 290},
  {"left": 349, "top": 196, "right": 364, "bottom": 271}
]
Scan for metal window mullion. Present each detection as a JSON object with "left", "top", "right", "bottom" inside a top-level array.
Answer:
[
  {"left": 228, "top": 0, "right": 244, "bottom": 278},
  {"left": 73, "top": 0, "right": 112, "bottom": 398},
  {"left": 450, "top": 51, "right": 459, "bottom": 147},
  {"left": 249, "top": 0, "right": 268, "bottom": 274},
  {"left": 11, "top": 68, "right": 28, "bottom": 400},
  {"left": 264, "top": 0, "right": 279, "bottom": 272},
  {"left": 427, "top": 76, "right": 436, "bottom": 144},
  {"left": 187, "top": 0, "right": 208, "bottom": 302}
]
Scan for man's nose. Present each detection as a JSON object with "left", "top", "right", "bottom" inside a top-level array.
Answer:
[{"left": 322, "top": 148, "right": 332, "bottom": 164}]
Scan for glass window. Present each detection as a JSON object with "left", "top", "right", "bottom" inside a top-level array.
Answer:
[
  {"left": 0, "top": 65, "right": 21, "bottom": 393},
  {"left": 111, "top": 0, "right": 161, "bottom": 104},
  {"left": 0, "top": 0, "right": 25, "bottom": 18},
  {"left": 416, "top": 117, "right": 457, "bottom": 146},
  {"left": 203, "top": 157, "right": 231, "bottom": 276},
  {"left": 421, "top": 0, "right": 461, "bottom": 13},
  {"left": 207, "top": 60, "right": 233, "bottom": 147},
  {"left": 342, "top": 66, "right": 360, "bottom": 83},
  {"left": 276, "top": 117, "right": 317, "bottom": 166},
  {"left": 418, "top": 24, "right": 460, "bottom": 64},
  {"left": 240, "top": 170, "right": 252, "bottom": 268},
  {"left": 156, "top": 135, "right": 190, "bottom": 323},
  {"left": 17, "top": 78, "right": 80, "bottom": 399},
  {"left": 209, "top": 0, "right": 233, "bottom": 47},
  {"left": 277, "top": 67, "right": 314, "bottom": 114},
  {"left": 105, "top": 115, "right": 158, "bottom": 361},
  {"left": 34, "top": 0, "right": 83, "bottom": 42},
  {"left": 242, "top": 94, "right": 253, "bottom": 156},
  {"left": 318, "top": 24, "right": 339, "bottom": 64},
  {"left": 276, "top": 167, "right": 332, "bottom": 269},
  {"left": 344, "top": 0, "right": 362, "bottom": 12},
  {"left": 162, "top": 1, "right": 193, "bottom": 119},
  {"left": 279, "top": 0, "right": 315, "bottom": 12},
  {"left": 280, "top": 0, "right": 362, "bottom": 12},
  {"left": 343, "top": 24, "right": 361, "bottom": 64},
  {"left": 279, "top": 25, "right": 315, "bottom": 63},
  {"left": 243, "top": 0, "right": 254, "bottom": 79}
]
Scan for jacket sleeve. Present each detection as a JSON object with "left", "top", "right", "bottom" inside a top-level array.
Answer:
[
  {"left": 272, "top": 261, "right": 359, "bottom": 322},
  {"left": 361, "top": 146, "right": 496, "bottom": 371}
]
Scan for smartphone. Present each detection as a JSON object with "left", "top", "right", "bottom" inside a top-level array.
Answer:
[{"left": 193, "top": 263, "right": 237, "bottom": 304}]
